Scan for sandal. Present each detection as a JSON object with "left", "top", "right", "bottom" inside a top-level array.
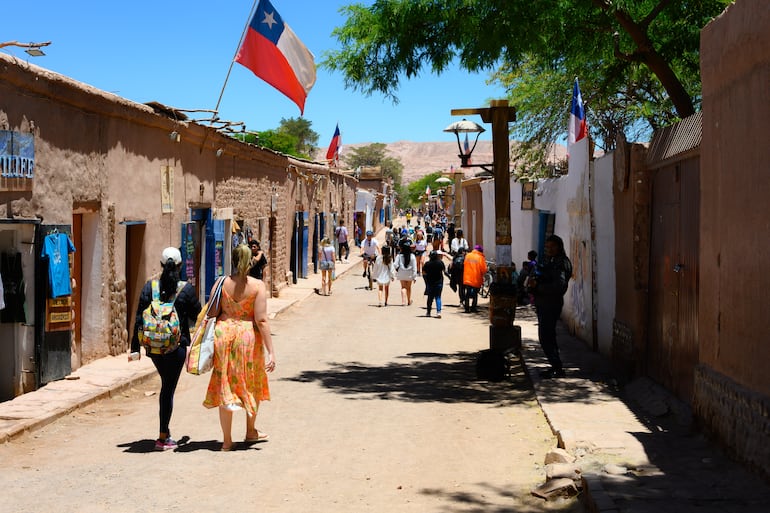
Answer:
[{"left": 244, "top": 433, "right": 270, "bottom": 443}]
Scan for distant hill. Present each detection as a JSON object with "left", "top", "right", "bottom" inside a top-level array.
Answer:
[{"left": 330, "top": 141, "right": 567, "bottom": 184}]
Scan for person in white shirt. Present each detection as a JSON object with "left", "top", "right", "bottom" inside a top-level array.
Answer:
[
  {"left": 359, "top": 230, "right": 379, "bottom": 278},
  {"left": 395, "top": 241, "right": 418, "bottom": 306},
  {"left": 413, "top": 231, "right": 429, "bottom": 274},
  {"left": 317, "top": 237, "right": 336, "bottom": 296},
  {"left": 450, "top": 228, "right": 469, "bottom": 256},
  {"left": 371, "top": 245, "right": 396, "bottom": 307}
]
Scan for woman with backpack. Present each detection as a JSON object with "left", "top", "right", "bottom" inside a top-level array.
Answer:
[
  {"left": 129, "top": 247, "right": 201, "bottom": 451},
  {"left": 203, "top": 244, "right": 276, "bottom": 451}
]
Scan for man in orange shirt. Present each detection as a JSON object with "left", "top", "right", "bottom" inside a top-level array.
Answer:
[{"left": 462, "top": 245, "right": 487, "bottom": 313}]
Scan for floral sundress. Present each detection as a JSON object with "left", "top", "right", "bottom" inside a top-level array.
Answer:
[{"left": 203, "top": 287, "right": 270, "bottom": 414}]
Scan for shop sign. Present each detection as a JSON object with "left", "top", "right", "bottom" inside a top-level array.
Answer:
[{"left": 0, "top": 130, "right": 35, "bottom": 192}]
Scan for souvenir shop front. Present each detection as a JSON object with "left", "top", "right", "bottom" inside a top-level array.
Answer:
[{"left": 0, "top": 220, "right": 76, "bottom": 402}]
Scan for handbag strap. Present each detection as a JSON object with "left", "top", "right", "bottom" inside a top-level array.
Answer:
[{"left": 205, "top": 277, "right": 226, "bottom": 316}]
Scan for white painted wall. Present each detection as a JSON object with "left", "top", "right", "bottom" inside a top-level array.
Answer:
[
  {"left": 593, "top": 152, "right": 616, "bottom": 355},
  {"left": 509, "top": 178, "right": 540, "bottom": 268}
]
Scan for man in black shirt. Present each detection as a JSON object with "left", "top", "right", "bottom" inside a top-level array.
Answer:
[{"left": 528, "top": 235, "right": 572, "bottom": 379}]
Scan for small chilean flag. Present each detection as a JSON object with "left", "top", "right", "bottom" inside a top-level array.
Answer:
[
  {"left": 326, "top": 124, "right": 341, "bottom": 163},
  {"left": 236, "top": 0, "right": 316, "bottom": 114},
  {"left": 568, "top": 78, "right": 587, "bottom": 146}
]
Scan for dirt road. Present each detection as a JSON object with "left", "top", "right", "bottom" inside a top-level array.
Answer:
[{"left": 0, "top": 267, "right": 583, "bottom": 513}]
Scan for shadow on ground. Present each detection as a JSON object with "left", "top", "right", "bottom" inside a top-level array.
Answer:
[
  {"left": 417, "top": 481, "right": 583, "bottom": 513},
  {"left": 283, "top": 350, "right": 536, "bottom": 405}
]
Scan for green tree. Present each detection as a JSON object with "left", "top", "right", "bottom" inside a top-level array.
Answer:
[
  {"left": 252, "top": 129, "right": 299, "bottom": 155},
  {"left": 277, "top": 117, "right": 319, "bottom": 158},
  {"left": 344, "top": 143, "right": 405, "bottom": 194},
  {"left": 405, "top": 172, "right": 442, "bottom": 207},
  {"left": 323, "top": 0, "right": 728, "bottom": 166}
]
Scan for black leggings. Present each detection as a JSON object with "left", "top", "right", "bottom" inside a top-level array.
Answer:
[{"left": 150, "top": 344, "right": 186, "bottom": 436}]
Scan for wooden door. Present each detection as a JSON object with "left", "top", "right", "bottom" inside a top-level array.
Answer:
[{"left": 648, "top": 158, "right": 700, "bottom": 402}]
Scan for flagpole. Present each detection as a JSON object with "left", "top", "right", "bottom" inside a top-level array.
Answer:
[{"left": 211, "top": 0, "right": 259, "bottom": 124}]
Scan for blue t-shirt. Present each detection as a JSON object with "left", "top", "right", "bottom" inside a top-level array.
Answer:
[{"left": 42, "top": 233, "right": 76, "bottom": 298}]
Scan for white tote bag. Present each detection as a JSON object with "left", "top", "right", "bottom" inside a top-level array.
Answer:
[{"left": 186, "top": 277, "right": 224, "bottom": 375}]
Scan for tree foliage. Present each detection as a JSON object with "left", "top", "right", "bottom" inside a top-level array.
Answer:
[
  {"left": 233, "top": 117, "right": 319, "bottom": 159},
  {"left": 253, "top": 129, "right": 299, "bottom": 155},
  {"left": 405, "top": 171, "right": 442, "bottom": 207},
  {"left": 323, "top": 0, "right": 729, "bottom": 170},
  {"left": 344, "top": 143, "right": 405, "bottom": 196},
  {"left": 277, "top": 117, "right": 319, "bottom": 158}
]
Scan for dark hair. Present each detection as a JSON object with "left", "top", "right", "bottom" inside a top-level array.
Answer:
[
  {"left": 545, "top": 235, "right": 566, "bottom": 256},
  {"left": 400, "top": 244, "right": 413, "bottom": 269},
  {"left": 456, "top": 229, "right": 464, "bottom": 237},
  {"left": 159, "top": 259, "right": 181, "bottom": 301},
  {"left": 382, "top": 245, "right": 393, "bottom": 265},
  {"left": 527, "top": 250, "right": 538, "bottom": 261}
]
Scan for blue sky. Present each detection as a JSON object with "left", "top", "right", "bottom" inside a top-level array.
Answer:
[{"left": 3, "top": 1, "right": 507, "bottom": 147}]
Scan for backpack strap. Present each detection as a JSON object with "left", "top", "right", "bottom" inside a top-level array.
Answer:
[
  {"left": 171, "top": 281, "right": 186, "bottom": 303},
  {"left": 151, "top": 280, "right": 160, "bottom": 301}
]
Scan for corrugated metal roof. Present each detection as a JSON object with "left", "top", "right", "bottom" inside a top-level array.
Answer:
[{"left": 646, "top": 111, "right": 702, "bottom": 166}]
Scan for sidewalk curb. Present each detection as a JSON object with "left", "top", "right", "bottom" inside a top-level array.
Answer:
[{"left": 1, "top": 366, "right": 157, "bottom": 443}]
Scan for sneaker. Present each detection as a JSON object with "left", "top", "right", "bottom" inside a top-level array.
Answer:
[
  {"left": 539, "top": 369, "right": 566, "bottom": 379},
  {"left": 154, "top": 437, "right": 178, "bottom": 451},
  {"left": 436, "top": 313, "right": 442, "bottom": 319}
]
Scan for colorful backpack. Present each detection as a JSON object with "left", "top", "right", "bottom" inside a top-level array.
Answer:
[{"left": 139, "top": 280, "right": 186, "bottom": 355}]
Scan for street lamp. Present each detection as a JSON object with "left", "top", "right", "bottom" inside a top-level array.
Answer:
[
  {"left": 443, "top": 119, "right": 485, "bottom": 168},
  {"left": 449, "top": 100, "right": 518, "bottom": 352},
  {"left": 0, "top": 40, "right": 52, "bottom": 57}
]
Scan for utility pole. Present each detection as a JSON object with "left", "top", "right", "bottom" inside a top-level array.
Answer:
[{"left": 450, "top": 100, "right": 518, "bottom": 350}]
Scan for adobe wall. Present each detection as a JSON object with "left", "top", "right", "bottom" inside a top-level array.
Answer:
[
  {"left": 611, "top": 142, "right": 651, "bottom": 382},
  {"left": 697, "top": 0, "right": 770, "bottom": 477},
  {"left": 0, "top": 53, "right": 361, "bottom": 377}
]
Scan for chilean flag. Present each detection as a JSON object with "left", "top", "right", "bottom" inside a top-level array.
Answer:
[
  {"left": 236, "top": 0, "right": 316, "bottom": 114},
  {"left": 325, "top": 124, "right": 341, "bottom": 163},
  {"left": 568, "top": 78, "right": 587, "bottom": 146}
]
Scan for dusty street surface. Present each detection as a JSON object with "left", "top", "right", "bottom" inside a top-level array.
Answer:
[{"left": 0, "top": 266, "right": 583, "bottom": 513}]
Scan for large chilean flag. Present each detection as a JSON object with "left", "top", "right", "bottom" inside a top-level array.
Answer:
[{"left": 236, "top": 0, "right": 316, "bottom": 114}]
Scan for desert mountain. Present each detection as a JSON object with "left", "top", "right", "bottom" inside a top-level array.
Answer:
[{"left": 337, "top": 141, "right": 567, "bottom": 184}]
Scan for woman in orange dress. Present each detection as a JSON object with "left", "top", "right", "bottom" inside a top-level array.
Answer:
[{"left": 204, "top": 244, "right": 276, "bottom": 451}]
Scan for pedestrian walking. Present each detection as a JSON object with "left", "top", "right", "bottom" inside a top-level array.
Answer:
[
  {"left": 129, "top": 247, "right": 202, "bottom": 451},
  {"left": 414, "top": 231, "right": 428, "bottom": 273},
  {"left": 528, "top": 235, "right": 572, "bottom": 379},
  {"left": 318, "top": 237, "right": 336, "bottom": 296},
  {"left": 395, "top": 240, "right": 418, "bottom": 306},
  {"left": 372, "top": 245, "right": 396, "bottom": 307},
  {"left": 422, "top": 250, "right": 446, "bottom": 318},
  {"left": 448, "top": 247, "right": 467, "bottom": 306},
  {"left": 248, "top": 240, "right": 268, "bottom": 280},
  {"left": 449, "top": 228, "right": 469, "bottom": 256},
  {"left": 334, "top": 219, "right": 350, "bottom": 262},
  {"left": 462, "top": 245, "right": 487, "bottom": 313},
  {"left": 203, "top": 244, "right": 276, "bottom": 451}
]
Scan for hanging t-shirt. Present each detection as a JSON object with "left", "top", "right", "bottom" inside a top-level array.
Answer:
[
  {"left": 1, "top": 252, "right": 25, "bottom": 323},
  {"left": 0, "top": 269, "right": 5, "bottom": 311},
  {"left": 42, "top": 232, "right": 76, "bottom": 298}
]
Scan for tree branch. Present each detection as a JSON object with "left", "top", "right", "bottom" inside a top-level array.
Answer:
[{"left": 642, "top": 0, "right": 673, "bottom": 30}]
